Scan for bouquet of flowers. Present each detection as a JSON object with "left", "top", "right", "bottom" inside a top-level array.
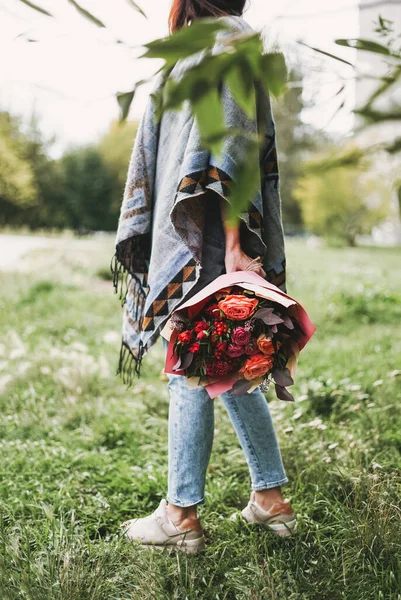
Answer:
[{"left": 162, "top": 271, "right": 316, "bottom": 400}]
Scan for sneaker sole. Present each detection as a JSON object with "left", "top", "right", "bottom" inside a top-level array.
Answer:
[
  {"left": 135, "top": 536, "right": 206, "bottom": 555},
  {"left": 230, "top": 512, "right": 297, "bottom": 537}
]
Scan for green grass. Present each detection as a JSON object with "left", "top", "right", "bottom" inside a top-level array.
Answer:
[{"left": 0, "top": 235, "right": 400, "bottom": 600}]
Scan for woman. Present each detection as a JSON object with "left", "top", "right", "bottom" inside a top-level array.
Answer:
[{"left": 113, "top": 0, "right": 295, "bottom": 553}]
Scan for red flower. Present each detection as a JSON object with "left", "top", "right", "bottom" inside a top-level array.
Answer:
[
  {"left": 194, "top": 320, "right": 208, "bottom": 333},
  {"left": 206, "top": 359, "right": 233, "bottom": 377},
  {"left": 189, "top": 342, "right": 201, "bottom": 354},
  {"left": 205, "top": 303, "right": 220, "bottom": 317},
  {"left": 245, "top": 339, "right": 260, "bottom": 356},
  {"left": 216, "top": 341, "right": 228, "bottom": 352},
  {"left": 196, "top": 330, "right": 208, "bottom": 341},
  {"left": 178, "top": 330, "right": 192, "bottom": 344}
]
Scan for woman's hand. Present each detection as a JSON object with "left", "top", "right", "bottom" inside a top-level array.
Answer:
[
  {"left": 225, "top": 246, "right": 266, "bottom": 278},
  {"left": 219, "top": 196, "right": 266, "bottom": 278}
]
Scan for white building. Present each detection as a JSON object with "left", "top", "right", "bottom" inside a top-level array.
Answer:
[{"left": 356, "top": 0, "right": 401, "bottom": 245}]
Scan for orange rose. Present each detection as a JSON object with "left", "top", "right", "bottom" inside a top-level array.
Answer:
[
  {"left": 218, "top": 295, "right": 259, "bottom": 321},
  {"left": 257, "top": 334, "right": 275, "bottom": 356},
  {"left": 239, "top": 353, "right": 273, "bottom": 381}
]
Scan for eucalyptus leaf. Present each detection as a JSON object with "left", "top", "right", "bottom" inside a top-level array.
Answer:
[{"left": 275, "top": 384, "right": 294, "bottom": 402}]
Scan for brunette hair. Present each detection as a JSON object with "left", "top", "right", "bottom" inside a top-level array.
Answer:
[{"left": 169, "top": 0, "right": 247, "bottom": 32}]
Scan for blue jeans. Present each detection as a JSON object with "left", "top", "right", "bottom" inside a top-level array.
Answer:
[
  {"left": 164, "top": 346, "right": 289, "bottom": 507},
  {"left": 163, "top": 200, "right": 288, "bottom": 507}
]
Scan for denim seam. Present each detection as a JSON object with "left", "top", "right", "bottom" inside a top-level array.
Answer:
[
  {"left": 252, "top": 476, "right": 289, "bottom": 491},
  {"left": 167, "top": 495, "right": 205, "bottom": 508}
]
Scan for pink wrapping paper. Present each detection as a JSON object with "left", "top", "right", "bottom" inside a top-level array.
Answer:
[{"left": 164, "top": 271, "right": 316, "bottom": 399}]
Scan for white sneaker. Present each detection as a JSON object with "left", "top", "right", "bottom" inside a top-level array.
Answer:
[
  {"left": 121, "top": 499, "right": 206, "bottom": 554},
  {"left": 231, "top": 492, "right": 297, "bottom": 537}
]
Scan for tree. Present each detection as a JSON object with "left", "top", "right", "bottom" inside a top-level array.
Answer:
[
  {"left": 58, "top": 146, "right": 116, "bottom": 232},
  {"left": 295, "top": 146, "right": 391, "bottom": 245},
  {"left": 0, "top": 112, "right": 38, "bottom": 225},
  {"left": 97, "top": 120, "right": 139, "bottom": 218},
  {"left": 273, "top": 68, "right": 321, "bottom": 231}
]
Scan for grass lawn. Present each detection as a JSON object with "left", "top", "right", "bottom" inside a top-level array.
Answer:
[{"left": 0, "top": 235, "right": 400, "bottom": 600}]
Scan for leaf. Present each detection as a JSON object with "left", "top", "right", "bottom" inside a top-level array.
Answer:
[
  {"left": 181, "top": 353, "right": 194, "bottom": 370},
  {"left": 231, "top": 379, "right": 252, "bottom": 395},
  {"left": 192, "top": 87, "right": 224, "bottom": 156},
  {"left": 172, "top": 356, "right": 182, "bottom": 371},
  {"left": 17, "top": 0, "right": 53, "bottom": 17},
  {"left": 259, "top": 52, "right": 288, "bottom": 98},
  {"left": 386, "top": 137, "right": 401, "bottom": 154},
  {"left": 263, "top": 313, "right": 284, "bottom": 325},
  {"left": 253, "top": 308, "right": 274, "bottom": 320},
  {"left": 66, "top": 0, "right": 106, "bottom": 28},
  {"left": 282, "top": 315, "right": 294, "bottom": 330},
  {"left": 272, "top": 368, "right": 294, "bottom": 387},
  {"left": 227, "top": 138, "right": 261, "bottom": 222},
  {"left": 335, "top": 38, "right": 391, "bottom": 56},
  {"left": 298, "top": 41, "right": 354, "bottom": 67},
  {"left": 124, "top": 0, "right": 146, "bottom": 18},
  {"left": 117, "top": 88, "right": 136, "bottom": 122},
  {"left": 224, "top": 59, "right": 255, "bottom": 118},
  {"left": 275, "top": 384, "right": 294, "bottom": 402},
  {"left": 355, "top": 107, "right": 401, "bottom": 123},
  {"left": 141, "top": 20, "right": 228, "bottom": 67}
]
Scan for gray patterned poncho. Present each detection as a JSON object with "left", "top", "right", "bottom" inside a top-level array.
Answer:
[{"left": 111, "top": 15, "right": 287, "bottom": 383}]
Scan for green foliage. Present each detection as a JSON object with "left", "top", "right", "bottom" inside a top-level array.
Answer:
[
  {"left": 295, "top": 146, "right": 391, "bottom": 245},
  {"left": 58, "top": 146, "right": 116, "bottom": 231},
  {"left": 272, "top": 68, "right": 321, "bottom": 229},
  {"left": 144, "top": 19, "right": 288, "bottom": 219},
  {"left": 0, "top": 237, "right": 400, "bottom": 599},
  {"left": 141, "top": 20, "right": 229, "bottom": 67},
  {"left": 0, "top": 113, "right": 38, "bottom": 222}
]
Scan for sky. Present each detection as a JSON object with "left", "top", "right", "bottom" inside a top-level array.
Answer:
[{"left": 0, "top": 0, "right": 362, "bottom": 157}]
